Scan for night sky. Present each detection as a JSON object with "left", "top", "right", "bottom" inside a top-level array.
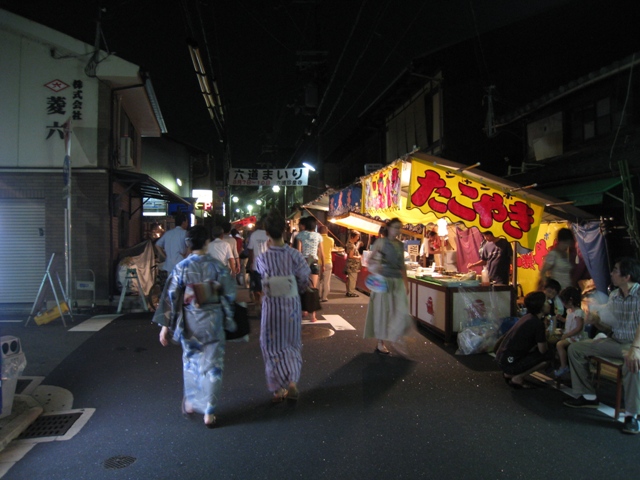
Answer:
[{"left": 2, "top": 0, "right": 637, "bottom": 173}]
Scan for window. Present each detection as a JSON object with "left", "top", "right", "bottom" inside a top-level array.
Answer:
[{"left": 569, "top": 97, "right": 611, "bottom": 143}]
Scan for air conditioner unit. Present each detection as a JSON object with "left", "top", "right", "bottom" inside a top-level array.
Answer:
[
  {"left": 119, "top": 136, "right": 133, "bottom": 168},
  {"left": 364, "top": 163, "right": 383, "bottom": 175}
]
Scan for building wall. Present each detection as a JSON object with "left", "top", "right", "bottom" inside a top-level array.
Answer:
[
  {"left": 0, "top": 20, "right": 99, "bottom": 169},
  {"left": 0, "top": 171, "right": 111, "bottom": 303}
]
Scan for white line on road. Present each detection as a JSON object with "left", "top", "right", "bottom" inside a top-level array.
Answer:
[
  {"left": 68, "top": 314, "right": 119, "bottom": 332},
  {"left": 303, "top": 314, "right": 355, "bottom": 331}
]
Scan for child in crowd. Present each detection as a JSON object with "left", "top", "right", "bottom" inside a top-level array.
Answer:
[
  {"left": 553, "top": 286, "right": 585, "bottom": 377},
  {"left": 543, "top": 278, "right": 565, "bottom": 321}
]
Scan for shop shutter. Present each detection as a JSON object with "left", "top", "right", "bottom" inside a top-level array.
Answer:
[{"left": 0, "top": 199, "right": 46, "bottom": 302}]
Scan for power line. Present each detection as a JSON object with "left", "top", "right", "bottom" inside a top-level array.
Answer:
[{"left": 320, "top": 0, "right": 429, "bottom": 138}]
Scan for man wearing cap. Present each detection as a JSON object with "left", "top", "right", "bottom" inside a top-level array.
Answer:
[{"left": 467, "top": 231, "right": 512, "bottom": 285}]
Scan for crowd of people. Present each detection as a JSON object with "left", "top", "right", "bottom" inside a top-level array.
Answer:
[
  {"left": 151, "top": 214, "right": 639, "bottom": 436},
  {"left": 495, "top": 227, "right": 640, "bottom": 436}
]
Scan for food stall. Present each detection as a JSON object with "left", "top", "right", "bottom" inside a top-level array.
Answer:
[
  {"left": 358, "top": 155, "right": 593, "bottom": 342},
  {"left": 309, "top": 154, "right": 597, "bottom": 344}
]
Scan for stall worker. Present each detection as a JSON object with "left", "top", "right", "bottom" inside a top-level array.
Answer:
[
  {"left": 420, "top": 230, "right": 440, "bottom": 267},
  {"left": 467, "top": 231, "right": 512, "bottom": 285}
]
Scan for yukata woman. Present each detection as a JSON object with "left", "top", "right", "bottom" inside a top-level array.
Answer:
[
  {"left": 154, "top": 225, "right": 236, "bottom": 428},
  {"left": 257, "top": 210, "right": 311, "bottom": 402}
]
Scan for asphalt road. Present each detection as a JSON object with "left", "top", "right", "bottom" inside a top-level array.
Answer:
[{"left": 2, "top": 277, "right": 637, "bottom": 479}]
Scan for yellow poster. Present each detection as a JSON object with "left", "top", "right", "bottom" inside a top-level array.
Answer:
[
  {"left": 516, "top": 221, "right": 570, "bottom": 295},
  {"left": 407, "top": 158, "right": 545, "bottom": 249}
]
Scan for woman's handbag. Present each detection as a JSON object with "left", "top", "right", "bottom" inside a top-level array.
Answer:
[
  {"left": 225, "top": 302, "right": 250, "bottom": 340},
  {"left": 301, "top": 287, "right": 322, "bottom": 312}
]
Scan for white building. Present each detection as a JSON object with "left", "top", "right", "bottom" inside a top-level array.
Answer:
[{"left": 0, "top": 9, "right": 189, "bottom": 306}]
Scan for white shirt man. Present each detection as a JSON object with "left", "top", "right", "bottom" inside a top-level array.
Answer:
[
  {"left": 207, "top": 226, "right": 236, "bottom": 272},
  {"left": 156, "top": 214, "right": 188, "bottom": 274}
]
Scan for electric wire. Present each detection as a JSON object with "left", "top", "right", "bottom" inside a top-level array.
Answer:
[
  {"left": 320, "top": 0, "right": 429, "bottom": 138},
  {"left": 236, "top": 0, "right": 295, "bottom": 53},
  {"left": 315, "top": 0, "right": 369, "bottom": 117},
  {"left": 319, "top": 0, "right": 394, "bottom": 134}
]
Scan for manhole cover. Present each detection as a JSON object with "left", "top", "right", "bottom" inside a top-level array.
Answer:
[
  {"left": 18, "top": 413, "right": 82, "bottom": 439},
  {"left": 103, "top": 455, "right": 137, "bottom": 470},
  {"left": 302, "top": 326, "right": 335, "bottom": 340}
]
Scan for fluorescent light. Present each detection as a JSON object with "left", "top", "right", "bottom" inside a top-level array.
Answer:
[
  {"left": 272, "top": 185, "right": 281, "bottom": 192},
  {"left": 176, "top": 178, "right": 182, "bottom": 187}
]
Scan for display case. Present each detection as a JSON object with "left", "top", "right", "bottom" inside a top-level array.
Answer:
[{"left": 409, "top": 277, "right": 514, "bottom": 344}]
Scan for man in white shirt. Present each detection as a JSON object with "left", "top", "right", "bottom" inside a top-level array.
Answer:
[
  {"left": 222, "top": 222, "right": 240, "bottom": 275},
  {"left": 156, "top": 213, "right": 189, "bottom": 274},
  {"left": 207, "top": 225, "right": 236, "bottom": 273}
]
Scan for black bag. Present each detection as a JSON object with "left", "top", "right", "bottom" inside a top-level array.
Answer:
[
  {"left": 301, "top": 287, "right": 322, "bottom": 313},
  {"left": 225, "top": 303, "right": 250, "bottom": 340}
]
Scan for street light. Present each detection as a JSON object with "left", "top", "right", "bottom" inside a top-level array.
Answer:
[
  {"left": 232, "top": 196, "right": 239, "bottom": 203},
  {"left": 256, "top": 199, "right": 263, "bottom": 206},
  {"left": 302, "top": 162, "right": 316, "bottom": 171},
  {"left": 272, "top": 185, "right": 281, "bottom": 193}
]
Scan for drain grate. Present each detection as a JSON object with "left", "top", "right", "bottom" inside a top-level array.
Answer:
[
  {"left": 103, "top": 455, "right": 137, "bottom": 470},
  {"left": 18, "top": 413, "right": 82, "bottom": 439}
]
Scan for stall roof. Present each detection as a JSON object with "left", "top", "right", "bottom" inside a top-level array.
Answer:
[
  {"left": 329, "top": 212, "right": 386, "bottom": 236},
  {"left": 112, "top": 171, "right": 190, "bottom": 205},
  {"left": 302, "top": 189, "right": 335, "bottom": 211},
  {"left": 359, "top": 153, "right": 593, "bottom": 224},
  {"left": 541, "top": 177, "right": 622, "bottom": 207}
]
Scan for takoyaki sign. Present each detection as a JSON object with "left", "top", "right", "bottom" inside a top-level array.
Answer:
[{"left": 407, "top": 158, "right": 545, "bottom": 248}]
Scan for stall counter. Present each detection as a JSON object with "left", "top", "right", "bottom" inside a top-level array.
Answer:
[
  {"left": 332, "top": 251, "right": 347, "bottom": 282},
  {"left": 409, "top": 277, "right": 514, "bottom": 344}
]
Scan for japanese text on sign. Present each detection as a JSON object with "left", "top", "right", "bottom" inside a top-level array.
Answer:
[
  {"left": 45, "top": 79, "right": 83, "bottom": 140},
  {"left": 228, "top": 168, "right": 309, "bottom": 187},
  {"left": 407, "top": 159, "right": 544, "bottom": 244}
]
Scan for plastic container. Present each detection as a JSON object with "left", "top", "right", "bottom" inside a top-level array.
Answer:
[
  {"left": 481, "top": 267, "right": 490, "bottom": 286},
  {"left": 0, "top": 336, "right": 27, "bottom": 419}
]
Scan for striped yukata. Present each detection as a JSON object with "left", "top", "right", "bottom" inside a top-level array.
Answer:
[{"left": 256, "top": 245, "right": 311, "bottom": 392}]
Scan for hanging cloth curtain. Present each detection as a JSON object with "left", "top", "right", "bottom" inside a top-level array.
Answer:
[
  {"left": 455, "top": 226, "right": 484, "bottom": 274},
  {"left": 572, "top": 221, "right": 610, "bottom": 294}
]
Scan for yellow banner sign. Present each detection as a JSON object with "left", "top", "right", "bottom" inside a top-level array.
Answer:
[{"left": 407, "top": 158, "right": 545, "bottom": 247}]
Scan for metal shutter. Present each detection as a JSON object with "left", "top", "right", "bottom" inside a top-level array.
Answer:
[{"left": 0, "top": 199, "right": 46, "bottom": 302}]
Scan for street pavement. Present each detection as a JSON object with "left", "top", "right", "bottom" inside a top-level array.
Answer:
[{"left": 0, "top": 275, "right": 637, "bottom": 479}]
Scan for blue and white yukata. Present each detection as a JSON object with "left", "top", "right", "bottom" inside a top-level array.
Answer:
[
  {"left": 153, "top": 253, "right": 236, "bottom": 417},
  {"left": 256, "top": 246, "right": 311, "bottom": 393}
]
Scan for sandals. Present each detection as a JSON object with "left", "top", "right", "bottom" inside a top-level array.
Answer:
[
  {"left": 346, "top": 293, "right": 358, "bottom": 297},
  {"left": 287, "top": 384, "right": 299, "bottom": 402},
  {"left": 272, "top": 388, "right": 288, "bottom": 403}
]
